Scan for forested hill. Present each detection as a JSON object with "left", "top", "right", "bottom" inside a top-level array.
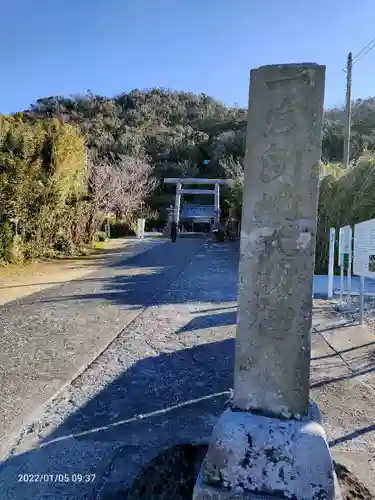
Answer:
[
  {"left": 323, "top": 97, "right": 375, "bottom": 162},
  {"left": 17, "top": 89, "right": 248, "bottom": 210},
  {"left": 14, "top": 89, "right": 375, "bottom": 203},
  {"left": 3, "top": 88, "right": 375, "bottom": 267},
  {"left": 20, "top": 90, "right": 375, "bottom": 166}
]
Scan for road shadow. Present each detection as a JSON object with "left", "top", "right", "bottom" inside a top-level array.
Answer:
[
  {"left": 0, "top": 238, "right": 240, "bottom": 465},
  {"left": 0, "top": 275, "right": 131, "bottom": 290},
  {"left": 0, "top": 239, "right": 240, "bottom": 498},
  {"left": 0, "top": 238, "right": 169, "bottom": 291},
  {"left": 2, "top": 323, "right": 373, "bottom": 498},
  {"left": 312, "top": 341, "right": 375, "bottom": 361},
  {"left": 20, "top": 240, "right": 239, "bottom": 309},
  {"left": 312, "top": 304, "right": 336, "bottom": 313},
  {"left": 311, "top": 363, "right": 375, "bottom": 389},
  {"left": 0, "top": 240, "right": 167, "bottom": 299},
  {"left": 3, "top": 238, "right": 373, "bottom": 497},
  {"left": 0, "top": 337, "right": 235, "bottom": 499},
  {"left": 197, "top": 306, "right": 237, "bottom": 314},
  {"left": 329, "top": 424, "right": 375, "bottom": 447},
  {"left": 177, "top": 310, "right": 237, "bottom": 334},
  {"left": 312, "top": 322, "right": 357, "bottom": 335}
]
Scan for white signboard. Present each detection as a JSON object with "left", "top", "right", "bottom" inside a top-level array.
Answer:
[
  {"left": 339, "top": 225, "right": 352, "bottom": 266},
  {"left": 354, "top": 218, "right": 375, "bottom": 278}
]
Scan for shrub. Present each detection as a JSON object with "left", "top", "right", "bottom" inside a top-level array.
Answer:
[
  {"left": 0, "top": 117, "right": 91, "bottom": 262},
  {"left": 110, "top": 221, "right": 135, "bottom": 238},
  {"left": 316, "top": 154, "right": 375, "bottom": 273},
  {"left": 8, "top": 234, "right": 24, "bottom": 262},
  {"left": 0, "top": 222, "right": 14, "bottom": 261},
  {"left": 94, "top": 231, "right": 108, "bottom": 242},
  {"left": 54, "top": 233, "right": 74, "bottom": 254}
]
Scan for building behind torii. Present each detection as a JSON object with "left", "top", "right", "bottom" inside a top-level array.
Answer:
[{"left": 163, "top": 178, "right": 233, "bottom": 231}]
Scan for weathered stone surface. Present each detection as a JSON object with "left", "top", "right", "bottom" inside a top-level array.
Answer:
[
  {"left": 234, "top": 63, "right": 326, "bottom": 418},
  {"left": 194, "top": 473, "right": 285, "bottom": 499},
  {"left": 196, "top": 405, "right": 336, "bottom": 500},
  {"left": 193, "top": 64, "right": 340, "bottom": 500}
]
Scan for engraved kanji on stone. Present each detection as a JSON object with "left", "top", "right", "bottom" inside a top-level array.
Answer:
[
  {"left": 277, "top": 224, "right": 301, "bottom": 256},
  {"left": 266, "top": 98, "right": 297, "bottom": 134},
  {"left": 255, "top": 185, "right": 301, "bottom": 220},
  {"left": 261, "top": 144, "right": 287, "bottom": 182}
]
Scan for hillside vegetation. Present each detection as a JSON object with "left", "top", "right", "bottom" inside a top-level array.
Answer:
[
  {"left": 323, "top": 97, "right": 375, "bottom": 162},
  {"left": 0, "top": 116, "right": 92, "bottom": 262},
  {"left": 2, "top": 89, "right": 375, "bottom": 268},
  {"left": 0, "top": 90, "right": 247, "bottom": 262},
  {"left": 21, "top": 90, "right": 247, "bottom": 212}
]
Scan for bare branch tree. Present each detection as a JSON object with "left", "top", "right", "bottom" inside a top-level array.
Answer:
[
  {"left": 89, "top": 155, "right": 158, "bottom": 222},
  {"left": 175, "top": 160, "right": 199, "bottom": 178},
  {"left": 220, "top": 155, "right": 244, "bottom": 185}
]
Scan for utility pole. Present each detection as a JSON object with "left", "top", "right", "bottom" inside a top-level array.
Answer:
[{"left": 343, "top": 52, "right": 353, "bottom": 169}]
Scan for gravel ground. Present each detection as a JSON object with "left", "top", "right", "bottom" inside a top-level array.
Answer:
[
  {"left": 0, "top": 240, "right": 239, "bottom": 499},
  {"left": 114, "top": 443, "right": 373, "bottom": 500},
  {"left": 333, "top": 294, "right": 375, "bottom": 332},
  {"left": 0, "top": 237, "right": 204, "bottom": 458},
  {"left": 1, "top": 240, "right": 373, "bottom": 499}
]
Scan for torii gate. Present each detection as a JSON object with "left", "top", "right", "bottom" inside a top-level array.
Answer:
[{"left": 164, "top": 178, "right": 233, "bottom": 227}]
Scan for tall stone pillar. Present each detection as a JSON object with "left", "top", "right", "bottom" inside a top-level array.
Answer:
[
  {"left": 214, "top": 183, "right": 220, "bottom": 226},
  {"left": 194, "top": 64, "right": 340, "bottom": 499},
  {"left": 175, "top": 181, "right": 182, "bottom": 224}
]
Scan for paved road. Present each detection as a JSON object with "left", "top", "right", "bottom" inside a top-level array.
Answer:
[
  {"left": 1, "top": 240, "right": 375, "bottom": 498},
  {"left": 0, "top": 237, "right": 204, "bottom": 459},
  {"left": 0, "top": 239, "right": 238, "bottom": 499}
]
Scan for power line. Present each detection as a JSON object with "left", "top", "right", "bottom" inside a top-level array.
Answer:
[
  {"left": 341, "top": 37, "right": 375, "bottom": 168},
  {"left": 352, "top": 36, "right": 375, "bottom": 63},
  {"left": 353, "top": 40, "right": 375, "bottom": 66},
  {"left": 342, "top": 36, "right": 375, "bottom": 72}
]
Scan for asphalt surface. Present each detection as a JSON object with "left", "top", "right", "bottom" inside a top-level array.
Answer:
[
  {"left": 1, "top": 239, "right": 375, "bottom": 498},
  {"left": 0, "top": 238, "right": 239, "bottom": 499},
  {"left": 0, "top": 237, "right": 204, "bottom": 459}
]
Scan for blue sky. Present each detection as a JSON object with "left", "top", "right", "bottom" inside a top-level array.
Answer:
[{"left": 2, "top": 0, "right": 375, "bottom": 114}]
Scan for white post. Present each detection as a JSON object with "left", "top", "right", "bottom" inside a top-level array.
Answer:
[
  {"left": 136, "top": 219, "right": 142, "bottom": 239},
  {"left": 141, "top": 218, "right": 146, "bottom": 238},
  {"left": 327, "top": 228, "right": 335, "bottom": 299},
  {"left": 340, "top": 266, "right": 344, "bottom": 302},
  {"left": 214, "top": 183, "right": 220, "bottom": 226},
  {"left": 359, "top": 275, "right": 365, "bottom": 325},
  {"left": 347, "top": 226, "right": 353, "bottom": 298},
  {"left": 106, "top": 213, "right": 111, "bottom": 239},
  {"left": 175, "top": 182, "right": 182, "bottom": 224},
  {"left": 339, "top": 226, "right": 345, "bottom": 303}
]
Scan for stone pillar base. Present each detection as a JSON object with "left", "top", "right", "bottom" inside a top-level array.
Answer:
[{"left": 193, "top": 402, "right": 341, "bottom": 500}]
